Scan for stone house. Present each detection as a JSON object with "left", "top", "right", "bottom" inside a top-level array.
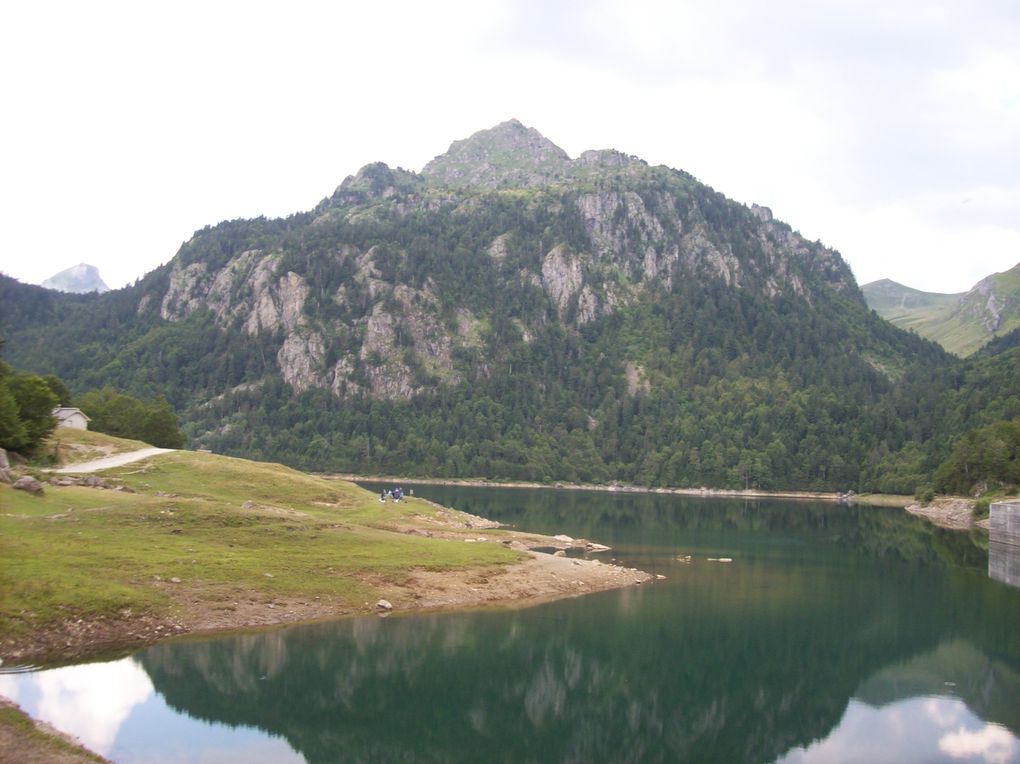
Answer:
[{"left": 52, "top": 407, "right": 90, "bottom": 430}]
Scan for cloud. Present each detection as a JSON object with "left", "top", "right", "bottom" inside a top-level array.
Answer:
[
  {"left": 1, "top": 0, "right": 1017, "bottom": 292},
  {"left": 31, "top": 658, "right": 154, "bottom": 755},
  {"left": 940, "top": 724, "right": 1019, "bottom": 764},
  {"left": 490, "top": 0, "right": 1020, "bottom": 291},
  {"left": 778, "top": 696, "right": 1020, "bottom": 763},
  {"left": 0, "top": 674, "right": 19, "bottom": 703}
]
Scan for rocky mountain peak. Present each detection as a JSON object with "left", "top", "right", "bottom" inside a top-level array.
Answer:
[
  {"left": 40, "top": 263, "right": 110, "bottom": 294},
  {"left": 421, "top": 119, "right": 571, "bottom": 189},
  {"left": 328, "top": 162, "right": 421, "bottom": 207}
]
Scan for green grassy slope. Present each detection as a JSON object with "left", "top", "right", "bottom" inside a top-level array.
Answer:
[
  {"left": 0, "top": 432, "right": 518, "bottom": 646},
  {"left": 864, "top": 265, "right": 1020, "bottom": 356}
]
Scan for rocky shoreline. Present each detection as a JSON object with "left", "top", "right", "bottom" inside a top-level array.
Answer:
[{"left": 905, "top": 496, "right": 988, "bottom": 531}]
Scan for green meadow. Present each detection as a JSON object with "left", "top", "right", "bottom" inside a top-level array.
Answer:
[{"left": 1, "top": 432, "right": 519, "bottom": 644}]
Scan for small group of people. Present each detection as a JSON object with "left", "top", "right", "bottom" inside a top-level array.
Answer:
[{"left": 380, "top": 486, "right": 406, "bottom": 503}]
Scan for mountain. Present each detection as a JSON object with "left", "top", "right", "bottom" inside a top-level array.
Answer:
[
  {"left": 861, "top": 279, "right": 962, "bottom": 315},
  {"left": 39, "top": 263, "right": 110, "bottom": 294},
  {"left": 863, "top": 263, "right": 1020, "bottom": 356},
  {"left": 4, "top": 120, "right": 1007, "bottom": 493},
  {"left": 422, "top": 118, "right": 572, "bottom": 188}
]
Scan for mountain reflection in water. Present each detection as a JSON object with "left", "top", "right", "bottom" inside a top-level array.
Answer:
[{"left": 2, "top": 490, "right": 1019, "bottom": 763}]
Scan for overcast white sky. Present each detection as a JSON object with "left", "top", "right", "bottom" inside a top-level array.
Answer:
[{"left": 1, "top": 0, "right": 1017, "bottom": 292}]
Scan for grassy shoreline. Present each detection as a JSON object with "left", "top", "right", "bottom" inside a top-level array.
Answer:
[{"left": 0, "top": 433, "right": 649, "bottom": 668}]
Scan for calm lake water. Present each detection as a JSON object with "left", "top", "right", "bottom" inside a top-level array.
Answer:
[{"left": 2, "top": 486, "right": 1020, "bottom": 763}]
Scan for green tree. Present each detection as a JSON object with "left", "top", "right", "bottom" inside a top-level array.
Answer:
[
  {"left": 77, "top": 387, "right": 186, "bottom": 448},
  {"left": 41, "top": 374, "right": 73, "bottom": 406},
  {"left": 0, "top": 379, "right": 28, "bottom": 452},
  {"left": 933, "top": 419, "right": 1020, "bottom": 495},
  {"left": 5, "top": 374, "right": 58, "bottom": 453}
]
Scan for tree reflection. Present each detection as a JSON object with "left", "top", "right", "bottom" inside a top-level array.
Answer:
[{"left": 131, "top": 492, "right": 1020, "bottom": 763}]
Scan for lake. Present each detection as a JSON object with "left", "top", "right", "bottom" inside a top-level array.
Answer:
[{"left": 2, "top": 486, "right": 1019, "bottom": 763}]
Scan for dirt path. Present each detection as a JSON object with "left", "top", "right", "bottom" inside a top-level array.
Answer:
[{"left": 54, "top": 447, "right": 175, "bottom": 474}]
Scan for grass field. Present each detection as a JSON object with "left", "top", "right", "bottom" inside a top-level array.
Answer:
[{"left": 1, "top": 432, "right": 519, "bottom": 646}]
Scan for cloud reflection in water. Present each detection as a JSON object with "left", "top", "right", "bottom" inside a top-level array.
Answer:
[
  {"left": 0, "top": 657, "right": 307, "bottom": 763},
  {"left": 0, "top": 657, "right": 153, "bottom": 755},
  {"left": 778, "top": 696, "right": 1020, "bottom": 764}
]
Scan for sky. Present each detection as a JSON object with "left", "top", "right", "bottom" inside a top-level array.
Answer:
[{"left": 1, "top": 0, "right": 1017, "bottom": 293}]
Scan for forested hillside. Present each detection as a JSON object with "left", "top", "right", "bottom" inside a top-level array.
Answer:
[{"left": 3, "top": 121, "right": 1015, "bottom": 492}]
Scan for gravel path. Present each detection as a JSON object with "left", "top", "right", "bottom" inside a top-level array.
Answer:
[{"left": 55, "top": 448, "right": 176, "bottom": 474}]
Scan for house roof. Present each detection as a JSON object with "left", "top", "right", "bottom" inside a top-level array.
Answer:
[{"left": 52, "top": 407, "right": 91, "bottom": 421}]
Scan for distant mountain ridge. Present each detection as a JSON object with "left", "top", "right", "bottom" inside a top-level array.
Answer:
[
  {"left": 40, "top": 263, "right": 109, "bottom": 294},
  {"left": 863, "top": 263, "right": 1020, "bottom": 356}
]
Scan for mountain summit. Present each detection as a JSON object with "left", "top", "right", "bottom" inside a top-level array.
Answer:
[
  {"left": 40, "top": 263, "right": 109, "bottom": 294},
  {"left": 422, "top": 119, "right": 572, "bottom": 188}
]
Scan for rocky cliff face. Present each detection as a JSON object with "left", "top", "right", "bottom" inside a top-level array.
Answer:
[
  {"left": 959, "top": 265, "right": 1020, "bottom": 333},
  {"left": 139, "top": 120, "right": 864, "bottom": 400}
]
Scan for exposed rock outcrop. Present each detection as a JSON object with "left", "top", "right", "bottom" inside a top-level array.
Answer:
[
  {"left": 423, "top": 119, "right": 571, "bottom": 189},
  {"left": 140, "top": 121, "right": 866, "bottom": 406},
  {"left": 542, "top": 245, "right": 585, "bottom": 322}
]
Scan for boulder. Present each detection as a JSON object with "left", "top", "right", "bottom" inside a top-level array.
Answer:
[
  {"left": 585, "top": 542, "right": 612, "bottom": 553},
  {"left": 0, "top": 467, "right": 13, "bottom": 485},
  {"left": 375, "top": 599, "right": 393, "bottom": 611},
  {"left": 13, "top": 476, "right": 44, "bottom": 495},
  {"left": 0, "top": 448, "right": 10, "bottom": 470}
]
